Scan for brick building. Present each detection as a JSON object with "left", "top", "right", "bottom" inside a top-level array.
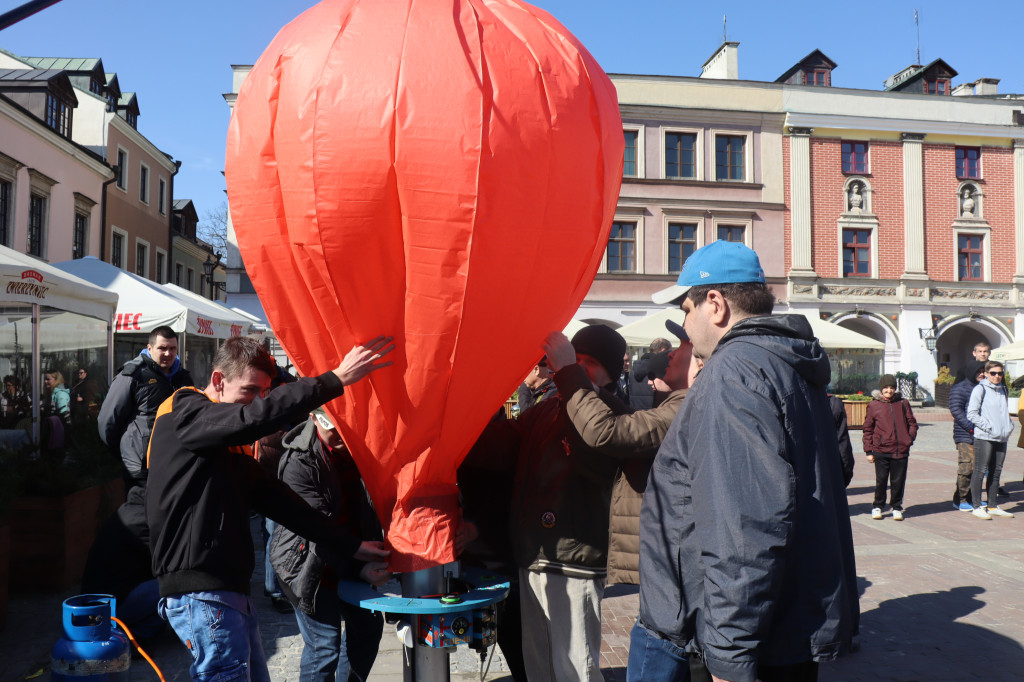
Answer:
[{"left": 579, "top": 43, "right": 1024, "bottom": 396}]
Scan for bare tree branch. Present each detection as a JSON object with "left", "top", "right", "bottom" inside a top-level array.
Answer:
[{"left": 198, "top": 202, "right": 229, "bottom": 253}]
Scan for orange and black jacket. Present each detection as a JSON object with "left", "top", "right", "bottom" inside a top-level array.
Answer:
[{"left": 145, "top": 371, "right": 362, "bottom": 598}]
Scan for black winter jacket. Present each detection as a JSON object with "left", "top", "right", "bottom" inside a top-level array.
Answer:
[
  {"left": 98, "top": 352, "right": 193, "bottom": 486},
  {"left": 146, "top": 373, "right": 361, "bottom": 597},
  {"left": 270, "top": 419, "right": 381, "bottom": 616},
  {"left": 638, "top": 315, "right": 859, "bottom": 682}
]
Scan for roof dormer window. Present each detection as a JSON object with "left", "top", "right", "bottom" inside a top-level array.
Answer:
[
  {"left": 45, "top": 92, "right": 72, "bottom": 138},
  {"left": 925, "top": 78, "right": 950, "bottom": 95},
  {"left": 805, "top": 69, "right": 830, "bottom": 86}
]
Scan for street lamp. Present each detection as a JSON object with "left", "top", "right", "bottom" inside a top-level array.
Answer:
[
  {"left": 919, "top": 327, "right": 937, "bottom": 351},
  {"left": 202, "top": 253, "right": 226, "bottom": 301}
]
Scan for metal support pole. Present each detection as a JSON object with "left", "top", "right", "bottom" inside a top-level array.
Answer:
[
  {"left": 31, "top": 303, "right": 40, "bottom": 447},
  {"left": 401, "top": 566, "right": 451, "bottom": 682}
]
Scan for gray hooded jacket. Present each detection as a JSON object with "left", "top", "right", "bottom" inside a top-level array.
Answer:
[{"left": 637, "top": 314, "right": 859, "bottom": 682}]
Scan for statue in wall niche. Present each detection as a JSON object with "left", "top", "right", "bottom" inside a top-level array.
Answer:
[
  {"left": 848, "top": 182, "right": 864, "bottom": 213},
  {"left": 961, "top": 187, "right": 976, "bottom": 217}
]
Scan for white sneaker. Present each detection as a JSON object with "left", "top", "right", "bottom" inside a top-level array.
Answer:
[
  {"left": 893, "top": 509, "right": 904, "bottom": 521},
  {"left": 987, "top": 506, "right": 1014, "bottom": 518},
  {"left": 871, "top": 508, "right": 883, "bottom": 520},
  {"left": 972, "top": 507, "right": 992, "bottom": 520}
]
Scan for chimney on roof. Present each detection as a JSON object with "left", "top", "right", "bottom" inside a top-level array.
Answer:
[
  {"left": 700, "top": 42, "right": 739, "bottom": 80},
  {"left": 976, "top": 78, "right": 999, "bottom": 95},
  {"left": 952, "top": 78, "right": 1001, "bottom": 97}
]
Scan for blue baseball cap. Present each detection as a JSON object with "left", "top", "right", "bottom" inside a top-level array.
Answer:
[{"left": 652, "top": 240, "right": 765, "bottom": 305}]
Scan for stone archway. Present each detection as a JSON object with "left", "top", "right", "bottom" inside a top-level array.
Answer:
[
  {"left": 830, "top": 312, "right": 900, "bottom": 373},
  {"left": 936, "top": 318, "right": 1007, "bottom": 377}
]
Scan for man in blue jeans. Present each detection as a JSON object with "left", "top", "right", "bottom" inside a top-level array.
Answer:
[
  {"left": 146, "top": 336, "right": 394, "bottom": 681},
  {"left": 630, "top": 241, "right": 858, "bottom": 682}
]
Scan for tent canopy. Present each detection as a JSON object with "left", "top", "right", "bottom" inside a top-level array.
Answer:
[
  {"left": 163, "top": 284, "right": 253, "bottom": 338},
  {"left": 0, "top": 245, "right": 117, "bottom": 320},
  {"left": 53, "top": 257, "right": 246, "bottom": 340},
  {"left": 617, "top": 308, "right": 684, "bottom": 347},
  {"left": 991, "top": 340, "right": 1024, "bottom": 362},
  {"left": 614, "top": 308, "right": 884, "bottom": 350}
]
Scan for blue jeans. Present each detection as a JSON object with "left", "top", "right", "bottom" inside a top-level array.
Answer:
[
  {"left": 972, "top": 439, "right": 1007, "bottom": 509},
  {"left": 159, "top": 591, "right": 270, "bottom": 682},
  {"left": 626, "top": 621, "right": 690, "bottom": 682},
  {"left": 294, "top": 599, "right": 384, "bottom": 682}
]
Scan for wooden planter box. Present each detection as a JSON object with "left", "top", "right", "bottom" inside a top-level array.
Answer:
[
  {"left": 0, "top": 521, "right": 9, "bottom": 631},
  {"left": 934, "top": 383, "right": 951, "bottom": 409},
  {"left": 843, "top": 400, "right": 869, "bottom": 429}
]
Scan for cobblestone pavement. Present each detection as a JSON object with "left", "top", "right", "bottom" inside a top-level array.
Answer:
[{"left": 3, "top": 408, "right": 1024, "bottom": 681}]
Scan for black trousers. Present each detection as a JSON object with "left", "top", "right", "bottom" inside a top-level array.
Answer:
[
  {"left": 873, "top": 456, "right": 909, "bottom": 510},
  {"left": 691, "top": 658, "right": 818, "bottom": 682}
]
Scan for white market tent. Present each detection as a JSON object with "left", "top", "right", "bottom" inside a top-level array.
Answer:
[
  {"left": 615, "top": 308, "right": 884, "bottom": 350},
  {"left": 54, "top": 258, "right": 246, "bottom": 340},
  {"left": 803, "top": 314, "right": 885, "bottom": 350},
  {"left": 163, "top": 284, "right": 254, "bottom": 338},
  {"left": 1, "top": 245, "right": 119, "bottom": 445},
  {"left": 991, "top": 340, "right": 1024, "bottom": 363},
  {"left": 617, "top": 308, "right": 685, "bottom": 347},
  {"left": 563, "top": 318, "right": 589, "bottom": 339}
]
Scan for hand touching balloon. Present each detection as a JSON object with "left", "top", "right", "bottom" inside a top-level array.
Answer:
[
  {"left": 333, "top": 336, "right": 396, "bottom": 386},
  {"left": 542, "top": 332, "right": 577, "bottom": 373}
]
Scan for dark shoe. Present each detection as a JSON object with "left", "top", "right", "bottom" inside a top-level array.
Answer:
[{"left": 270, "top": 595, "right": 292, "bottom": 613}]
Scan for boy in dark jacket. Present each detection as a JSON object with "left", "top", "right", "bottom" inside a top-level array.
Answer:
[
  {"left": 146, "top": 336, "right": 394, "bottom": 682},
  {"left": 863, "top": 374, "right": 919, "bottom": 521},
  {"left": 271, "top": 409, "right": 390, "bottom": 681},
  {"left": 949, "top": 360, "right": 986, "bottom": 510}
]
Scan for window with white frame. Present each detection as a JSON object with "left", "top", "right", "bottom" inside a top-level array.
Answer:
[
  {"left": 957, "top": 233, "right": 985, "bottom": 281},
  {"left": 606, "top": 221, "right": 638, "bottom": 273},
  {"left": 158, "top": 178, "right": 167, "bottom": 214},
  {"left": 187, "top": 267, "right": 195, "bottom": 292},
  {"left": 111, "top": 229, "right": 126, "bottom": 268},
  {"left": 28, "top": 194, "right": 46, "bottom": 257},
  {"left": 667, "top": 222, "right": 698, "bottom": 273},
  {"left": 0, "top": 178, "right": 11, "bottom": 248},
  {"left": 116, "top": 148, "right": 128, "bottom": 190},
  {"left": 139, "top": 164, "right": 149, "bottom": 204},
  {"left": 135, "top": 239, "right": 149, "bottom": 277},
  {"left": 155, "top": 249, "right": 166, "bottom": 283},
  {"left": 73, "top": 212, "right": 88, "bottom": 259},
  {"left": 665, "top": 131, "right": 698, "bottom": 180},
  {"left": 715, "top": 134, "right": 746, "bottom": 181},
  {"left": 175, "top": 262, "right": 183, "bottom": 286},
  {"left": 624, "top": 130, "right": 638, "bottom": 177}
]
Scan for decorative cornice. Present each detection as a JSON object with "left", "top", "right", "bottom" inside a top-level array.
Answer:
[
  {"left": 820, "top": 284, "right": 897, "bottom": 296},
  {"left": 932, "top": 288, "right": 1009, "bottom": 301}
]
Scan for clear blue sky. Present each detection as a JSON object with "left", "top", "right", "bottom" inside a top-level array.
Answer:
[{"left": 3, "top": 0, "right": 1022, "bottom": 227}]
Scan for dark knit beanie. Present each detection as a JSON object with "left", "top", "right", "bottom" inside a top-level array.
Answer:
[
  {"left": 645, "top": 351, "right": 671, "bottom": 382},
  {"left": 879, "top": 374, "right": 897, "bottom": 389},
  {"left": 571, "top": 325, "right": 627, "bottom": 384}
]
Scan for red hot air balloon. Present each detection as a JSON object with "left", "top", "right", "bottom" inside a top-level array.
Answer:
[{"left": 226, "top": 0, "right": 623, "bottom": 572}]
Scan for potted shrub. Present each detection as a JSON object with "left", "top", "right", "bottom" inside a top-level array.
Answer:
[
  {"left": 933, "top": 366, "right": 955, "bottom": 409},
  {"left": 7, "top": 440, "right": 123, "bottom": 593},
  {"left": 1008, "top": 374, "right": 1023, "bottom": 416},
  {"left": 836, "top": 393, "right": 872, "bottom": 429}
]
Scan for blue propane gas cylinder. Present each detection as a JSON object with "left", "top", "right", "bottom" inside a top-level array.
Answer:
[{"left": 51, "top": 594, "right": 130, "bottom": 681}]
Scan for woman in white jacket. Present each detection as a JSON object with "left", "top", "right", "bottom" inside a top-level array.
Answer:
[{"left": 967, "top": 361, "right": 1015, "bottom": 519}]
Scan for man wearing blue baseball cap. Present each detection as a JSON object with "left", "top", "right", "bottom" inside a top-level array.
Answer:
[{"left": 629, "top": 240, "right": 859, "bottom": 682}]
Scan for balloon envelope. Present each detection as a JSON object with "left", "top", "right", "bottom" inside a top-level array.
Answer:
[{"left": 226, "top": 0, "right": 623, "bottom": 572}]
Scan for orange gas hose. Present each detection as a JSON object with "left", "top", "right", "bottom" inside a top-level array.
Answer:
[{"left": 111, "top": 616, "right": 167, "bottom": 682}]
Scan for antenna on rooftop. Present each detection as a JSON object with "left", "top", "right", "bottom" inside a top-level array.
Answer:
[
  {"left": 723, "top": 14, "right": 727, "bottom": 42},
  {"left": 915, "top": 9, "right": 921, "bottom": 64}
]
